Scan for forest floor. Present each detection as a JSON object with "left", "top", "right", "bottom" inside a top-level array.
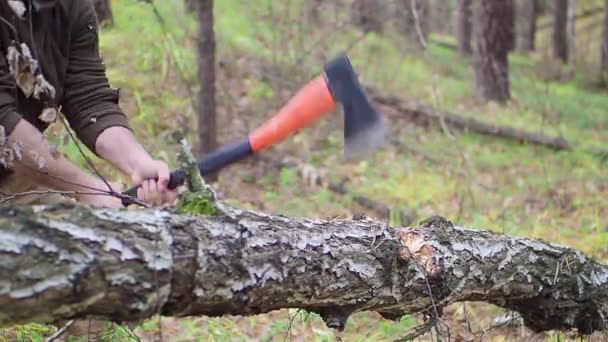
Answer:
[{"left": 2, "top": 0, "right": 608, "bottom": 341}]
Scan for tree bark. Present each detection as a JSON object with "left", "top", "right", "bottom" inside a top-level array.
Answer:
[
  {"left": 92, "top": 0, "right": 113, "bottom": 26},
  {"left": 351, "top": 0, "right": 385, "bottom": 34},
  {"left": 601, "top": 0, "right": 608, "bottom": 84},
  {"left": 515, "top": 0, "right": 538, "bottom": 52},
  {"left": 1, "top": 205, "right": 608, "bottom": 335},
  {"left": 455, "top": 0, "right": 473, "bottom": 55},
  {"left": 567, "top": 0, "right": 576, "bottom": 64},
  {"left": 554, "top": 0, "right": 569, "bottom": 63},
  {"left": 473, "top": 0, "right": 513, "bottom": 103},
  {"left": 196, "top": 0, "right": 218, "bottom": 168}
]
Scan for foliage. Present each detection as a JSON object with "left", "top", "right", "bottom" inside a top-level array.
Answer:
[{"left": 176, "top": 191, "right": 219, "bottom": 216}]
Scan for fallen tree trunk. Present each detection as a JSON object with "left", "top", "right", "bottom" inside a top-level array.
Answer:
[
  {"left": 1, "top": 204, "right": 608, "bottom": 335},
  {"left": 369, "top": 89, "right": 571, "bottom": 150},
  {"left": 369, "top": 89, "right": 608, "bottom": 159}
]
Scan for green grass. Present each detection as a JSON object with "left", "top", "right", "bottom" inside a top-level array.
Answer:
[{"left": 6, "top": 0, "right": 607, "bottom": 340}]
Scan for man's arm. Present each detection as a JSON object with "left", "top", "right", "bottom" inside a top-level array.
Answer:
[
  {"left": 6, "top": 119, "right": 123, "bottom": 207},
  {"left": 61, "top": 0, "right": 175, "bottom": 206}
]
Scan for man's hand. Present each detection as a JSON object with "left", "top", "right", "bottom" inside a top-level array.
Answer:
[
  {"left": 129, "top": 158, "right": 177, "bottom": 207},
  {"left": 96, "top": 127, "right": 178, "bottom": 207}
]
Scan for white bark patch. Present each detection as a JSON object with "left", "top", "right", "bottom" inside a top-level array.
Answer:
[
  {"left": 92, "top": 210, "right": 173, "bottom": 270},
  {"left": 104, "top": 238, "right": 138, "bottom": 261},
  {"left": 9, "top": 274, "right": 73, "bottom": 299},
  {"left": 0, "top": 230, "right": 59, "bottom": 255}
]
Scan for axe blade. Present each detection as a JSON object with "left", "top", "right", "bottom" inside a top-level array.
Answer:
[{"left": 323, "top": 55, "right": 386, "bottom": 159}]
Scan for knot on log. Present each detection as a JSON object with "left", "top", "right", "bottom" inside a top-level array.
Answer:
[{"left": 396, "top": 216, "right": 453, "bottom": 280}]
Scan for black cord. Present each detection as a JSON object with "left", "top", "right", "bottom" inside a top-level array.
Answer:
[{"left": 0, "top": 15, "right": 17, "bottom": 38}]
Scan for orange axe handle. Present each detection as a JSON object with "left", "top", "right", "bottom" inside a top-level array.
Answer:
[
  {"left": 249, "top": 76, "right": 336, "bottom": 152},
  {"left": 121, "top": 75, "right": 336, "bottom": 206}
]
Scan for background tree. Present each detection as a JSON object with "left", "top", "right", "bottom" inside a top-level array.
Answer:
[
  {"left": 603, "top": 0, "right": 608, "bottom": 84},
  {"left": 351, "top": 0, "right": 385, "bottom": 34},
  {"left": 429, "top": 0, "right": 453, "bottom": 35},
  {"left": 567, "top": 0, "right": 576, "bottom": 64},
  {"left": 515, "top": 0, "right": 538, "bottom": 52},
  {"left": 196, "top": 0, "right": 218, "bottom": 171},
  {"left": 455, "top": 0, "right": 473, "bottom": 55},
  {"left": 553, "top": 0, "right": 569, "bottom": 63},
  {"left": 473, "top": 0, "right": 514, "bottom": 102}
]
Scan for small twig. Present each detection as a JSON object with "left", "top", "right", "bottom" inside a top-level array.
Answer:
[
  {"left": 283, "top": 308, "right": 303, "bottom": 342},
  {"left": 15, "top": 163, "right": 147, "bottom": 207},
  {"left": 410, "top": 0, "right": 428, "bottom": 50},
  {"left": 0, "top": 189, "right": 121, "bottom": 205},
  {"left": 44, "top": 320, "right": 73, "bottom": 342},
  {"left": 123, "top": 326, "right": 142, "bottom": 342}
]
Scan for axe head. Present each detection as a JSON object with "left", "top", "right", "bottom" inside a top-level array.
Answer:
[{"left": 323, "top": 54, "right": 386, "bottom": 159}]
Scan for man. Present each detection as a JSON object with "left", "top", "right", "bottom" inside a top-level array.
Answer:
[
  {"left": 0, "top": 0, "right": 177, "bottom": 339},
  {"left": 0, "top": 0, "right": 176, "bottom": 208}
]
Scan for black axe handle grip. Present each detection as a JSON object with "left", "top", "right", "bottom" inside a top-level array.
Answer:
[{"left": 121, "top": 138, "right": 253, "bottom": 206}]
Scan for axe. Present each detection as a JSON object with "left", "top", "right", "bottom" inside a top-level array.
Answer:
[{"left": 122, "top": 54, "right": 385, "bottom": 206}]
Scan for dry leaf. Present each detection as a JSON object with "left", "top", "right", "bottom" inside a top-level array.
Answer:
[
  {"left": 33, "top": 74, "right": 56, "bottom": 100},
  {"left": 7, "top": 0, "right": 26, "bottom": 19},
  {"left": 29, "top": 151, "right": 46, "bottom": 170},
  {"left": 7, "top": 44, "right": 36, "bottom": 97},
  {"left": 35, "top": 154, "right": 46, "bottom": 169},
  {"left": 12, "top": 142, "right": 23, "bottom": 161},
  {"left": 6, "top": 43, "right": 56, "bottom": 101},
  {"left": 38, "top": 107, "right": 58, "bottom": 123},
  {"left": 48, "top": 144, "right": 61, "bottom": 159},
  {"left": 0, "top": 126, "right": 6, "bottom": 147}
]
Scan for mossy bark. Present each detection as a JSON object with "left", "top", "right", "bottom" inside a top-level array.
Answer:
[{"left": 0, "top": 205, "right": 607, "bottom": 334}]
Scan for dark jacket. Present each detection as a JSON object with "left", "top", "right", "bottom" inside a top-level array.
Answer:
[{"left": 0, "top": 0, "right": 129, "bottom": 154}]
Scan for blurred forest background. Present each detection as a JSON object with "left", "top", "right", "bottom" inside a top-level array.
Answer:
[{"left": 3, "top": 0, "right": 608, "bottom": 341}]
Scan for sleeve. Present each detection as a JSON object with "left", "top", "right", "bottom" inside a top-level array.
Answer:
[
  {"left": 61, "top": 0, "right": 131, "bottom": 154},
  {"left": 0, "top": 43, "right": 23, "bottom": 136}
]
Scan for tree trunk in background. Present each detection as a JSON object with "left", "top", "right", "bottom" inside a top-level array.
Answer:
[
  {"left": 430, "top": 0, "right": 452, "bottom": 35},
  {"left": 305, "top": 0, "right": 324, "bottom": 25},
  {"left": 195, "top": 0, "right": 218, "bottom": 178},
  {"left": 515, "top": 0, "right": 538, "bottom": 52},
  {"left": 351, "top": 0, "right": 385, "bottom": 34},
  {"left": 553, "top": 0, "right": 569, "bottom": 63},
  {"left": 473, "top": 0, "right": 513, "bottom": 103},
  {"left": 2, "top": 204, "right": 608, "bottom": 335},
  {"left": 602, "top": 0, "right": 608, "bottom": 84},
  {"left": 185, "top": 0, "right": 195, "bottom": 12},
  {"left": 567, "top": 0, "right": 576, "bottom": 64},
  {"left": 93, "top": 0, "right": 113, "bottom": 26},
  {"left": 455, "top": 0, "right": 473, "bottom": 55}
]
